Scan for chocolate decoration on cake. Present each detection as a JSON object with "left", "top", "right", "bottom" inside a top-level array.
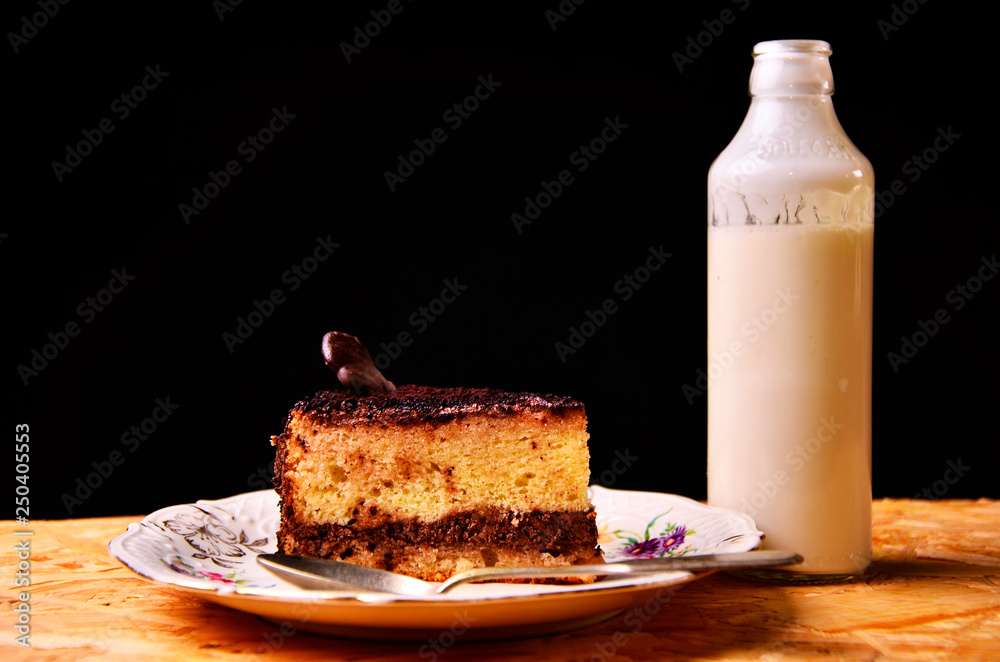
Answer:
[
  {"left": 321, "top": 331, "right": 396, "bottom": 396},
  {"left": 293, "top": 386, "right": 582, "bottom": 427}
]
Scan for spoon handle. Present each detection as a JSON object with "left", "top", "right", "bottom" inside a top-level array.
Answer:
[{"left": 437, "top": 550, "right": 802, "bottom": 593}]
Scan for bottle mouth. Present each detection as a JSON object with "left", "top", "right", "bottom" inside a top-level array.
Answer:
[{"left": 753, "top": 40, "right": 831, "bottom": 57}]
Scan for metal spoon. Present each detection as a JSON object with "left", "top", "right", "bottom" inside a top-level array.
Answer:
[{"left": 257, "top": 550, "right": 802, "bottom": 596}]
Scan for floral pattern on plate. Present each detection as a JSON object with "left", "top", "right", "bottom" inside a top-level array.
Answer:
[
  {"left": 162, "top": 511, "right": 268, "bottom": 569},
  {"left": 613, "top": 509, "right": 697, "bottom": 559}
]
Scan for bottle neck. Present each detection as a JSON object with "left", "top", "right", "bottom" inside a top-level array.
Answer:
[
  {"left": 743, "top": 40, "right": 840, "bottom": 136},
  {"left": 749, "top": 40, "right": 834, "bottom": 97}
]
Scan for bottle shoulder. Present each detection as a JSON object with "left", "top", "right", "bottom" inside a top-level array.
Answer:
[{"left": 708, "top": 98, "right": 873, "bottom": 191}]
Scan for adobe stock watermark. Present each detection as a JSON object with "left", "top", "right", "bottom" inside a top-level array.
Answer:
[
  {"left": 178, "top": 106, "right": 297, "bottom": 224},
  {"left": 51, "top": 64, "right": 170, "bottom": 182},
  {"left": 213, "top": 0, "right": 243, "bottom": 21},
  {"left": 7, "top": 0, "right": 71, "bottom": 54},
  {"left": 416, "top": 610, "right": 478, "bottom": 660},
  {"left": 384, "top": 74, "right": 502, "bottom": 192},
  {"left": 13, "top": 422, "right": 31, "bottom": 648},
  {"left": 913, "top": 459, "right": 971, "bottom": 499},
  {"left": 874, "top": 126, "right": 961, "bottom": 220},
  {"left": 671, "top": 0, "right": 752, "bottom": 73},
  {"left": 340, "top": 0, "right": 415, "bottom": 63},
  {"left": 577, "top": 585, "right": 682, "bottom": 661},
  {"left": 222, "top": 235, "right": 341, "bottom": 353},
  {"left": 544, "top": 0, "right": 586, "bottom": 31},
  {"left": 886, "top": 254, "right": 996, "bottom": 373},
  {"left": 245, "top": 594, "right": 325, "bottom": 660},
  {"left": 511, "top": 116, "right": 628, "bottom": 234},
  {"left": 60, "top": 397, "right": 180, "bottom": 514},
  {"left": 372, "top": 277, "right": 468, "bottom": 370},
  {"left": 593, "top": 449, "right": 639, "bottom": 488},
  {"left": 250, "top": 619, "right": 298, "bottom": 659},
  {"left": 681, "top": 287, "right": 799, "bottom": 404},
  {"left": 735, "top": 416, "right": 844, "bottom": 518},
  {"left": 17, "top": 267, "right": 136, "bottom": 386},
  {"left": 554, "top": 244, "right": 670, "bottom": 363},
  {"left": 877, "top": 0, "right": 928, "bottom": 41}
]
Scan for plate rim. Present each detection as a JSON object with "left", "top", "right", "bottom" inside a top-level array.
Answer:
[{"left": 108, "top": 485, "right": 763, "bottom": 606}]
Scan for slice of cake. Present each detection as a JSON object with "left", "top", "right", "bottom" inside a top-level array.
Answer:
[{"left": 270, "top": 333, "right": 601, "bottom": 582}]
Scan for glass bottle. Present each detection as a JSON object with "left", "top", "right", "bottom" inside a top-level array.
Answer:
[{"left": 706, "top": 40, "right": 874, "bottom": 581}]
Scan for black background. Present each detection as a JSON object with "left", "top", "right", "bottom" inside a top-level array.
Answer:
[{"left": 6, "top": 0, "right": 995, "bottom": 520}]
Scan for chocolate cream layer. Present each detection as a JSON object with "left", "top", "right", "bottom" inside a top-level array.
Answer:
[{"left": 277, "top": 502, "right": 599, "bottom": 563}]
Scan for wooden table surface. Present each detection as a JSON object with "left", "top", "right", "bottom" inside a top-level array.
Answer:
[{"left": 3, "top": 498, "right": 1000, "bottom": 661}]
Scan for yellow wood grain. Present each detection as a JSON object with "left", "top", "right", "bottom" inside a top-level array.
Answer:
[{"left": 3, "top": 499, "right": 999, "bottom": 661}]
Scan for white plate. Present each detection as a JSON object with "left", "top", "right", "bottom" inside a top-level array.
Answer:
[{"left": 109, "top": 486, "right": 762, "bottom": 641}]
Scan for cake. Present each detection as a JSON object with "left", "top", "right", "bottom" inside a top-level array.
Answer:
[{"left": 269, "top": 332, "right": 601, "bottom": 582}]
